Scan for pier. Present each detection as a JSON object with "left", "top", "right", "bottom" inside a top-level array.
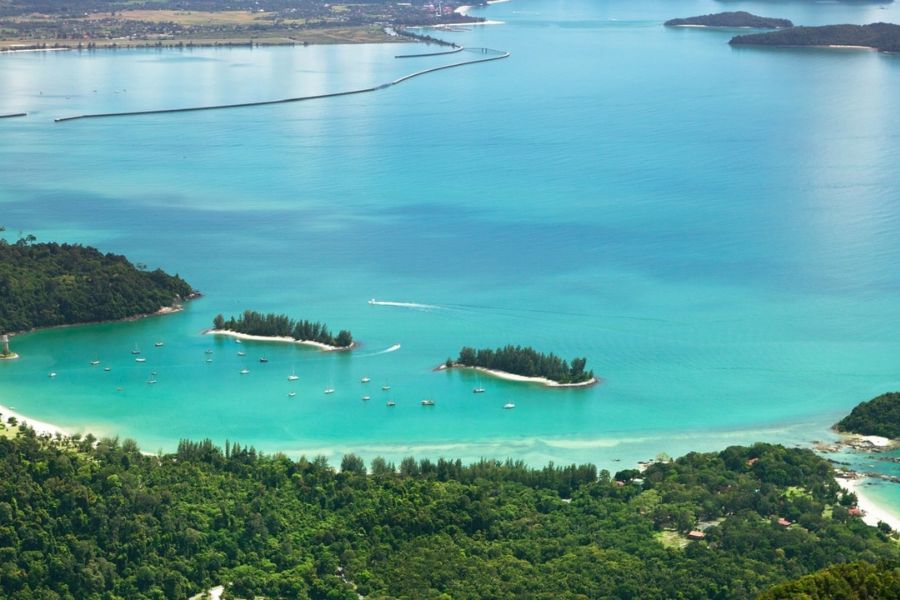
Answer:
[
  {"left": 54, "top": 47, "right": 510, "bottom": 123},
  {"left": 0, "top": 113, "right": 26, "bottom": 119}
]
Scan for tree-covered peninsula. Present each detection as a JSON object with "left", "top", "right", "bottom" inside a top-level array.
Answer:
[
  {"left": 448, "top": 345, "right": 595, "bottom": 385},
  {"left": 0, "top": 234, "right": 195, "bottom": 334},
  {"left": 665, "top": 12, "right": 793, "bottom": 29},
  {"left": 0, "top": 425, "right": 896, "bottom": 599},
  {"left": 730, "top": 23, "right": 900, "bottom": 52},
  {"left": 835, "top": 392, "right": 900, "bottom": 439},
  {"left": 212, "top": 310, "right": 353, "bottom": 348}
]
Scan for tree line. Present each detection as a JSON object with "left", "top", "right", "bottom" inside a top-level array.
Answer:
[
  {"left": 0, "top": 424, "right": 896, "bottom": 599},
  {"left": 730, "top": 23, "right": 900, "bottom": 52},
  {"left": 0, "top": 232, "right": 194, "bottom": 334},
  {"left": 450, "top": 344, "right": 594, "bottom": 384},
  {"left": 213, "top": 310, "right": 353, "bottom": 348},
  {"left": 834, "top": 392, "right": 900, "bottom": 439}
]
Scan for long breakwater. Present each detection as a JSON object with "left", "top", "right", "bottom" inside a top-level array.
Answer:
[
  {"left": 54, "top": 47, "right": 509, "bottom": 123},
  {"left": 0, "top": 113, "right": 27, "bottom": 119}
]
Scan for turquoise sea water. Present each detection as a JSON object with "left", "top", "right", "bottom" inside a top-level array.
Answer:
[{"left": 2, "top": 0, "right": 900, "bottom": 482}]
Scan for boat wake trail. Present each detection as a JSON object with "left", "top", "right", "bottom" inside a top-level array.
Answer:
[
  {"left": 364, "top": 343, "right": 402, "bottom": 357},
  {"left": 367, "top": 299, "right": 443, "bottom": 311}
]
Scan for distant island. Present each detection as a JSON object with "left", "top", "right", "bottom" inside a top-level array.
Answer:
[
  {"left": 0, "top": 232, "right": 196, "bottom": 338},
  {"left": 730, "top": 23, "right": 900, "bottom": 52},
  {"left": 835, "top": 392, "right": 900, "bottom": 439},
  {"left": 665, "top": 12, "right": 793, "bottom": 29},
  {"left": 444, "top": 345, "right": 597, "bottom": 387},
  {"left": 209, "top": 310, "right": 354, "bottom": 351}
]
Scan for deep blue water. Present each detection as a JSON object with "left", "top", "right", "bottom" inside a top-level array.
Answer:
[{"left": 1, "top": 0, "right": 900, "bottom": 481}]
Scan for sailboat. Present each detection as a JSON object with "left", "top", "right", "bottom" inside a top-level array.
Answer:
[
  {"left": 361, "top": 376, "right": 371, "bottom": 383},
  {"left": 386, "top": 399, "right": 396, "bottom": 407},
  {"left": 89, "top": 360, "right": 100, "bottom": 366},
  {"left": 324, "top": 387, "right": 335, "bottom": 394},
  {"left": 503, "top": 403, "right": 516, "bottom": 409},
  {"left": 382, "top": 383, "right": 391, "bottom": 391},
  {"left": 473, "top": 387, "right": 486, "bottom": 394},
  {"left": 288, "top": 391, "right": 297, "bottom": 398},
  {"left": 155, "top": 341, "right": 164, "bottom": 348},
  {"left": 131, "top": 344, "right": 141, "bottom": 355},
  {"left": 240, "top": 368, "right": 250, "bottom": 375},
  {"left": 420, "top": 399, "right": 435, "bottom": 406},
  {"left": 287, "top": 368, "right": 299, "bottom": 381},
  {"left": 362, "top": 395, "right": 371, "bottom": 401}
]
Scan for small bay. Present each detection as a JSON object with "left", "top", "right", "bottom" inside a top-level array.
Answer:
[{"left": 1, "top": 0, "right": 900, "bottom": 482}]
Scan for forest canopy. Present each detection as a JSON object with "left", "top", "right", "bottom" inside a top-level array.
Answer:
[
  {"left": 0, "top": 234, "right": 194, "bottom": 333},
  {"left": 213, "top": 310, "right": 353, "bottom": 348},
  {"left": 0, "top": 425, "right": 896, "bottom": 599},
  {"left": 451, "top": 344, "right": 594, "bottom": 384},
  {"left": 730, "top": 23, "right": 900, "bottom": 52},
  {"left": 835, "top": 392, "right": 900, "bottom": 439},
  {"left": 665, "top": 12, "right": 793, "bottom": 29}
]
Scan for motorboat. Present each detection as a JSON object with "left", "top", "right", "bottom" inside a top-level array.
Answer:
[
  {"left": 135, "top": 357, "right": 147, "bottom": 363},
  {"left": 420, "top": 399, "right": 435, "bottom": 406},
  {"left": 324, "top": 387, "right": 335, "bottom": 394},
  {"left": 240, "top": 368, "right": 250, "bottom": 375},
  {"left": 473, "top": 387, "right": 485, "bottom": 394},
  {"left": 386, "top": 400, "right": 396, "bottom": 407},
  {"left": 155, "top": 342, "right": 164, "bottom": 348},
  {"left": 361, "top": 376, "right": 371, "bottom": 383},
  {"left": 90, "top": 360, "right": 100, "bottom": 366},
  {"left": 503, "top": 403, "right": 516, "bottom": 409},
  {"left": 259, "top": 357, "right": 269, "bottom": 363},
  {"left": 362, "top": 395, "right": 370, "bottom": 401},
  {"left": 288, "top": 391, "right": 296, "bottom": 398},
  {"left": 237, "top": 351, "right": 246, "bottom": 357},
  {"left": 382, "top": 384, "right": 391, "bottom": 391}
]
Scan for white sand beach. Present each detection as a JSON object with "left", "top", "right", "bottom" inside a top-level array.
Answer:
[
  {"left": 835, "top": 476, "right": 900, "bottom": 531},
  {"left": 206, "top": 329, "right": 354, "bottom": 352},
  {"left": 445, "top": 364, "right": 598, "bottom": 388},
  {"left": 0, "top": 403, "right": 67, "bottom": 437}
]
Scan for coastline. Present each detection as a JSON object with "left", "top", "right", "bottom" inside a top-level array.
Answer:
[
  {"left": 7, "top": 298, "right": 197, "bottom": 340},
  {"left": 206, "top": 329, "right": 355, "bottom": 352},
  {"left": 0, "top": 403, "right": 67, "bottom": 438},
  {"left": 834, "top": 475, "right": 900, "bottom": 531},
  {"left": 441, "top": 363, "right": 599, "bottom": 388},
  {"left": 0, "top": 27, "right": 406, "bottom": 52}
]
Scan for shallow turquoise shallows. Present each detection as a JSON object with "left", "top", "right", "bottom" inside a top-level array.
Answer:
[{"left": 2, "top": 0, "right": 900, "bottom": 475}]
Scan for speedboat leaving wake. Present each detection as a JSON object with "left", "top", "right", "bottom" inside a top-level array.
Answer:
[{"left": 368, "top": 299, "right": 442, "bottom": 311}]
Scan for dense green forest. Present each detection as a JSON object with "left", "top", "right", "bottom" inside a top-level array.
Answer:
[
  {"left": 450, "top": 345, "right": 594, "bottom": 384},
  {"left": 730, "top": 23, "right": 900, "bottom": 52},
  {"left": 213, "top": 310, "right": 353, "bottom": 348},
  {"left": 0, "top": 234, "right": 195, "bottom": 334},
  {"left": 0, "top": 424, "right": 896, "bottom": 599},
  {"left": 758, "top": 561, "right": 900, "bottom": 599},
  {"left": 665, "top": 12, "right": 793, "bottom": 29},
  {"left": 834, "top": 392, "right": 900, "bottom": 439}
]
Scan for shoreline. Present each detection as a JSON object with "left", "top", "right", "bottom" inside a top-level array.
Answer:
[
  {"left": 0, "top": 403, "right": 68, "bottom": 438},
  {"left": 834, "top": 475, "right": 900, "bottom": 531},
  {"left": 441, "top": 363, "right": 599, "bottom": 388},
  {"left": 7, "top": 297, "right": 197, "bottom": 341},
  {"left": 206, "top": 329, "right": 355, "bottom": 352}
]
